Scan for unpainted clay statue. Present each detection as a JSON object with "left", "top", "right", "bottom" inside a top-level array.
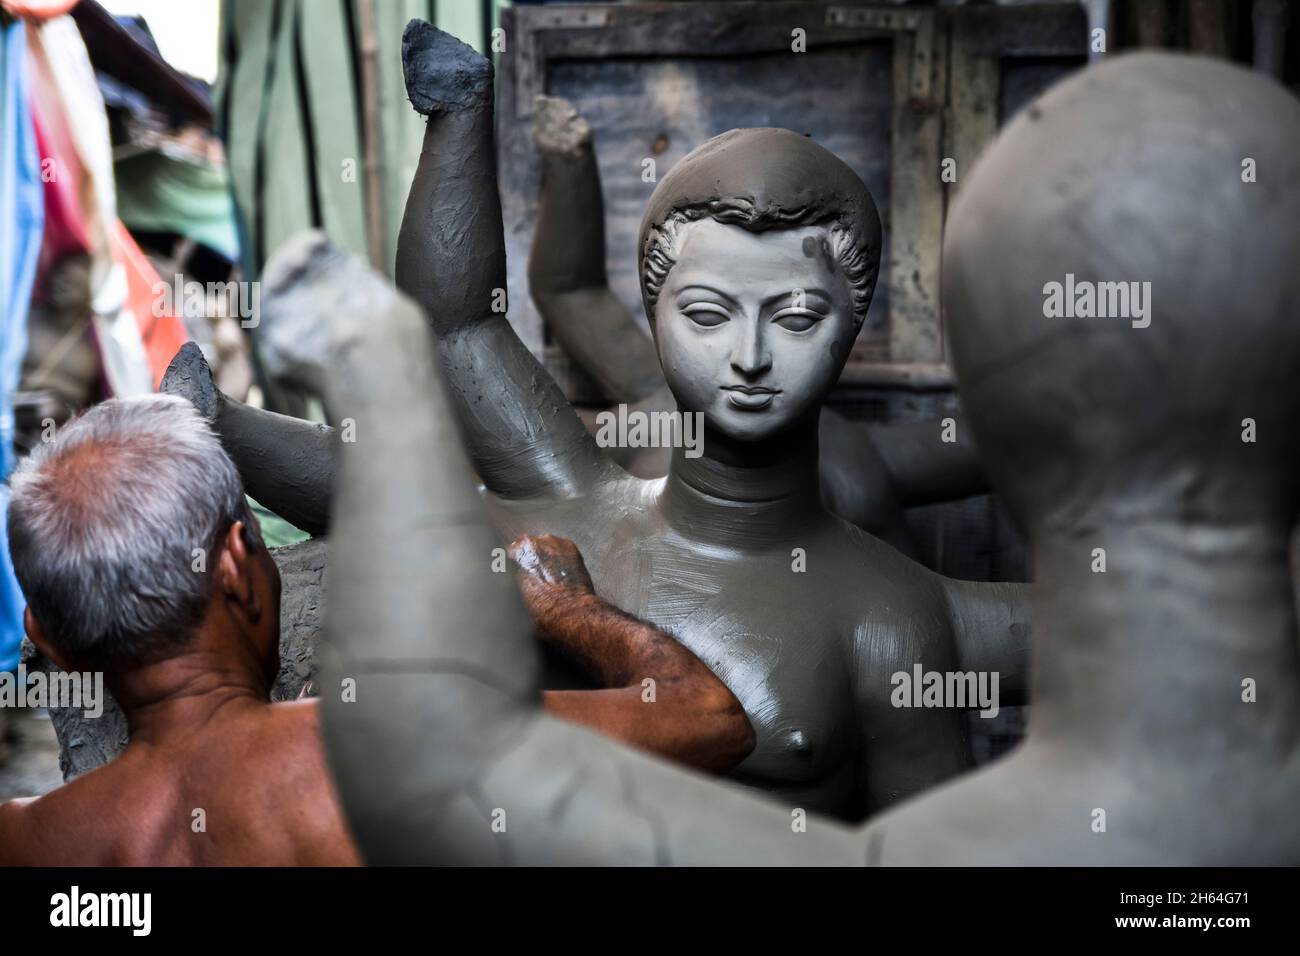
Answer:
[
  {"left": 528, "top": 94, "right": 989, "bottom": 556},
  {"left": 317, "top": 49, "right": 1300, "bottom": 865},
  {"left": 387, "top": 22, "right": 1029, "bottom": 820},
  {"left": 168, "top": 22, "right": 1031, "bottom": 821},
  {"left": 854, "top": 50, "right": 1300, "bottom": 864}
]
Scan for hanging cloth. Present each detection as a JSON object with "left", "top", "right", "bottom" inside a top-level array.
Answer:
[
  {"left": 1, "top": 16, "right": 46, "bottom": 672},
  {"left": 26, "top": 13, "right": 154, "bottom": 396}
]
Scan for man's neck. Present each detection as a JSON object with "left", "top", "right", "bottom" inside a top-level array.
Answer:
[
  {"left": 660, "top": 419, "right": 824, "bottom": 547},
  {"left": 1027, "top": 517, "right": 1300, "bottom": 764},
  {"left": 110, "top": 637, "right": 271, "bottom": 745}
]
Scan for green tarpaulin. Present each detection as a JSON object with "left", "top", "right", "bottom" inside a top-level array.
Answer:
[{"left": 115, "top": 149, "right": 240, "bottom": 261}]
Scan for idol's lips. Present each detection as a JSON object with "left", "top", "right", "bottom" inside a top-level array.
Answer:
[{"left": 721, "top": 385, "right": 781, "bottom": 410}]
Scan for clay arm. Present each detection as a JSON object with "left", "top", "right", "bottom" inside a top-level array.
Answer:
[
  {"left": 941, "top": 579, "right": 1031, "bottom": 706},
  {"left": 511, "top": 533, "right": 755, "bottom": 773},
  {"left": 309, "top": 235, "right": 860, "bottom": 865},
  {"left": 161, "top": 343, "right": 336, "bottom": 536},
  {"left": 394, "top": 24, "right": 612, "bottom": 501},
  {"left": 865, "top": 419, "right": 989, "bottom": 507},
  {"left": 527, "top": 96, "right": 665, "bottom": 404}
]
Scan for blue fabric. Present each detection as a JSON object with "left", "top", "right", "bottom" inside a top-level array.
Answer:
[
  {"left": 0, "top": 483, "right": 20, "bottom": 672},
  {"left": 1, "top": 20, "right": 44, "bottom": 672}
]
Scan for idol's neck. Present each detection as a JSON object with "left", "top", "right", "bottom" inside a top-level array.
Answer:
[
  {"left": 660, "top": 416, "right": 825, "bottom": 547},
  {"left": 1028, "top": 516, "right": 1300, "bottom": 763}
]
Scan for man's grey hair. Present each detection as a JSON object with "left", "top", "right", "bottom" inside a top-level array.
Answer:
[{"left": 7, "top": 394, "right": 256, "bottom": 667}]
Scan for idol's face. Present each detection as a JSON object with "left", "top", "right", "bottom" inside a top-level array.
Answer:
[{"left": 653, "top": 219, "right": 858, "bottom": 442}]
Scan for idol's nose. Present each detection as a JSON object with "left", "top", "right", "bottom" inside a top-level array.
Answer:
[{"left": 730, "top": 318, "right": 772, "bottom": 379}]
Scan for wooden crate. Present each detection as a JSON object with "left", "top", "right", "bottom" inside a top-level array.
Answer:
[{"left": 497, "top": 1, "right": 1087, "bottom": 404}]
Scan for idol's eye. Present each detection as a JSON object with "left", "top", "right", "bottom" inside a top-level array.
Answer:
[
  {"left": 771, "top": 309, "right": 824, "bottom": 333},
  {"left": 681, "top": 302, "right": 730, "bottom": 328}
]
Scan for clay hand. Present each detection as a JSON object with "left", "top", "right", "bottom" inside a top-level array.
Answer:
[
  {"left": 259, "top": 231, "right": 402, "bottom": 397},
  {"left": 403, "top": 21, "right": 493, "bottom": 116},
  {"left": 532, "top": 95, "right": 591, "bottom": 156},
  {"left": 161, "top": 343, "right": 221, "bottom": 422},
  {"left": 508, "top": 534, "right": 595, "bottom": 594}
]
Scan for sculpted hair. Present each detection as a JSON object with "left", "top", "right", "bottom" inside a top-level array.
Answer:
[
  {"left": 641, "top": 199, "right": 877, "bottom": 325},
  {"left": 7, "top": 394, "right": 256, "bottom": 668}
]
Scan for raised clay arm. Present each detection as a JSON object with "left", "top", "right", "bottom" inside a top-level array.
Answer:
[
  {"left": 867, "top": 419, "right": 988, "bottom": 507},
  {"left": 394, "top": 24, "right": 611, "bottom": 501},
  {"left": 310, "top": 233, "right": 862, "bottom": 865},
  {"left": 511, "top": 533, "right": 755, "bottom": 773},
  {"left": 527, "top": 96, "right": 665, "bottom": 405},
  {"left": 161, "top": 343, "right": 335, "bottom": 536},
  {"left": 942, "top": 579, "right": 1031, "bottom": 706}
]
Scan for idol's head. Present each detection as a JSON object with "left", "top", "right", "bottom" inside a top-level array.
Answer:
[{"left": 638, "top": 128, "right": 882, "bottom": 442}]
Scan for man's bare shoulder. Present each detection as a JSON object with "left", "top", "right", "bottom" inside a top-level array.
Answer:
[
  {"left": 0, "top": 789, "right": 89, "bottom": 865},
  {"left": 254, "top": 699, "right": 353, "bottom": 810},
  {"left": 235, "top": 699, "right": 362, "bottom": 865},
  {"left": 1, "top": 701, "right": 357, "bottom": 866},
  {"left": 0, "top": 752, "right": 165, "bottom": 865},
  {"left": 258, "top": 697, "right": 323, "bottom": 748},
  {"left": 0, "top": 796, "right": 38, "bottom": 864}
]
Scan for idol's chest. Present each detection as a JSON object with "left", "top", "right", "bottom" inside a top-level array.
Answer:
[
  {"left": 704, "top": 617, "right": 856, "bottom": 785},
  {"left": 595, "top": 546, "right": 860, "bottom": 784},
  {"left": 489, "top": 493, "right": 871, "bottom": 781}
]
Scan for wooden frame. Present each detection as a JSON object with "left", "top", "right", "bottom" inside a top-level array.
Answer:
[{"left": 498, "top": 1, "right": 1086, "bottom": 397}]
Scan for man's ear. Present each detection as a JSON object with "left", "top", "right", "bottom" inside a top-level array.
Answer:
[
  {"left": 24, "top": 608, "right": 72, "bottom": 673},
  {"left": 217, "top": 521, "right": 258, "bottom": 612}
]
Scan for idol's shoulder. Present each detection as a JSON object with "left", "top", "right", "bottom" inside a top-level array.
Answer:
[
  {"left": 482, "top": 470, "right": 661, "bottom": 548},
  {"left": 829, "top": 520, "right": 957, "bottom": 650},
  {"left": 832, "top": 513, "right": 942, "bottom": 586}
]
